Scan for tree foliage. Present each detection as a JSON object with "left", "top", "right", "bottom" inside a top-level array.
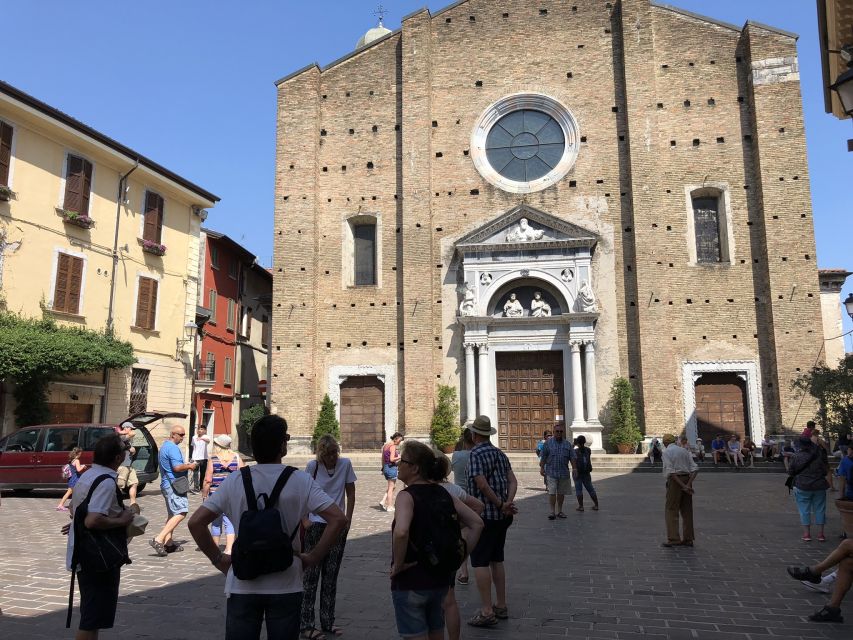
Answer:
[
  {"left": 313, "top": 394, "right": 341, "bottom": 450},
  {"left": 793, "top": 354, "right": 853, "bottom": 438},
  {"left": 431, "top": 384, "right": 461, "bottom": 450},
  {"left": 0, "top": 312, "right": 135, "bottom": 426},
  {"left": 238, "top": 403, "right": 267, "bottom": 439},
  {"left": 606, "top": 377, "right": 643, "bottom": 449}
]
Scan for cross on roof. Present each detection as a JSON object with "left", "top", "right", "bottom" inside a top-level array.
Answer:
[{"left": 373, "top": 3, "right": 387, "bottom": 26}]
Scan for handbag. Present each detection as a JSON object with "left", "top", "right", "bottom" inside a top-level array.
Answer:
[
  {"left": 170, "top": 475, "right": 190, "bottom": 495},
  {"left": 786, "top": 450, "right": 818, "bottom": 494}
]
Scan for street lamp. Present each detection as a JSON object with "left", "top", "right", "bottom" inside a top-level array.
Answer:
[
  {"left": 175, "top": 321, "right": 198, "bottom": 360},
  {"left": 844, "top": 292, "right": 853, "bottom": 321},
  {"left": 830, "top": 46, "right": 853, "bottom": 151}
]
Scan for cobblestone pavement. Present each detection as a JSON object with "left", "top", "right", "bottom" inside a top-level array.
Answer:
[{"left": 0, "top": 470, "right": 850, "bottom": 639}]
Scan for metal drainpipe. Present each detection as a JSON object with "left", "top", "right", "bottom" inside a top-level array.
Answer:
[{"left": 100, "top": 161, "right": 139, "bottom": 423}]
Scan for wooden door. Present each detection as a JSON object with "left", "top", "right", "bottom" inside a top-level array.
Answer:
[
  {"left": 695, "top": 373, "right": 749, "bottom": 443},
  {"left": 340, "top": 376, "right": 384, "bottom": 450},
  {"left": 46, "top": 403, "right": 94, "bottom": 424},
  {"left": 496, "top": 351, "right": 564, "bottom": 451}
]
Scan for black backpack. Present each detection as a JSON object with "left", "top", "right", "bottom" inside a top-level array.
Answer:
[
  {"left": 66, "top": 474, "right": 131, "bottom": 628},
  {"left": 576, "top": 447, "right": 593, "bottom": 474},
  {"left": 409, "top": 486, "right": 466, "bottom": 575},
  {"left": 231, "top": 466, "right": 299, "bottom": 581}
]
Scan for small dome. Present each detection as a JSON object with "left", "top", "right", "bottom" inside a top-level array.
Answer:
[{"left": 356, "top": 22, "right": 391, "bottom": 49}]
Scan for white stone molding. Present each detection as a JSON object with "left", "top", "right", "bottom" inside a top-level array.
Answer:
[
  {"left": 505, "top": 218, "right": 545, "bottom": 242},
  {"left": 681, "top": 360, "right": 765, "bottom": 446},
  {"left": 464, "top": 343, "right": 477, "bottom": 423},
  {"left": 583, "top": 341, "right": 600, "bottom": 425},
  {"left": 459, "top": 283, "right": 476, "bottom": 316},
  {"left": 485, "top": 268, "right": 572, "bottom": 317},
  {"left": 569, "top": 341, "right": 586, "bottom": 428},
  {"left": 328, "top": 364, "right": 397, "bottom": 441},
  {"left": 470, "top": 92, "right": 580, "bottom": 194},
  {"left": 683, "top": 183, "right": 735, "bottom": 266}
]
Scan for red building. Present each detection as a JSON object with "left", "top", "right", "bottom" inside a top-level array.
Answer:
[{"left": 194, "top": 229, "right": 257, "bottom": 437}]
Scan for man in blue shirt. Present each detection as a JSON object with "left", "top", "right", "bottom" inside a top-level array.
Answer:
[
  {"left": 539, "top": 424, "right": 576, "bottom": 520},
  {"left": 151, "top": 424, "right": 197, "bottom": 557},
  {"left": 837, "top": 445, "right": 853, "bottom": 501},
  {"left": 711, "top": 435, "right": 727, "bottom": 465}
]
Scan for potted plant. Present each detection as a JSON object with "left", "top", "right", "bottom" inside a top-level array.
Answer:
[
  {"left": 431, "top": 384, "right": 461, "bottom": 453},
  {"left": 140, "top": 238, "right": 166, "bottom": 256},
  {"left": 0, "top": 185, "right": 15, "bottom": 201},
  {"left": 312, "top": 394, "right": 341, "bottom": 451},
  {"left": 57, "top": 208, "right": 95, "bottom": 229},
  {"left": 607, "top": 377, "right": 643, "bottom": 454}
]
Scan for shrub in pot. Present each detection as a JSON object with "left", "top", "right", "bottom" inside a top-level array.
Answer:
[
  {"left": 607, "top": 377, "right": 643, "bottom": 453},
  {"left": 431, "top": 384, "right": 460, "bottom": 453}
]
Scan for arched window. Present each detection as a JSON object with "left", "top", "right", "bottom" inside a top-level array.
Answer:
[
  {"left": 343, "top": 214, "right": 380, "bottom": 288},
  {"left": 688, "top": 187, "right": 731, "bottom": 264}
]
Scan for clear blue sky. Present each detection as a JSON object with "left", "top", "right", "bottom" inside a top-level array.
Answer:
[{"left": 4, "top": 0, "right": 851, "bottom": 343}]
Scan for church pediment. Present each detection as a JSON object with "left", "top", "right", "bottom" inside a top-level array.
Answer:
[{"left": 455, "top": 205, "right": 597, "bottom": 253}]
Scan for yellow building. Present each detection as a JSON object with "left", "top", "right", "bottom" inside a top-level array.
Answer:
[{"left": 0, "top": 80, "right": 218, "bottom": 438}]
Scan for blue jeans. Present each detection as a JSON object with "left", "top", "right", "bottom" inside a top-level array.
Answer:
[
  {"left": 391, "top": 588, "right": 448, "bottom": 638},
  {"left": 794, "top": 488, "right": 827, "bottom": 526},
  {"left": 226, "top": 592, "right": 303, "bottom": 640},
  {"left": 574, "top": 472, "right": 597, "bottom": 498}
]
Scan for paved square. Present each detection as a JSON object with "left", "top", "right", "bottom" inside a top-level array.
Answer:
[{"left": 0, "top": 470, "right": 850, "bottom": 639}]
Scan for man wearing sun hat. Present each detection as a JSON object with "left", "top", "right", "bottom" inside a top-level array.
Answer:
[{"left": 466, "top": 415, "right": 518, "bottom": 628}]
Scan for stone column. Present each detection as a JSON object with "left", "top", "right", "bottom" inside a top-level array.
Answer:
[
  {"left": 477, "top": 343, "right": 490, "bottom": 418},
  {"left": 584, "top": 341, "right": 599, "bottom": 424},
  {"left": 464, "top": 343, "right": 477, "bottom": 423},
  {"left": 570, "top": 341, "right": 585, "bottom": 426}
]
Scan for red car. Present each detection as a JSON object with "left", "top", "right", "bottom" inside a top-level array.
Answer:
[{"left": 0, "top": 411, "right": 186, "bottom": 493}]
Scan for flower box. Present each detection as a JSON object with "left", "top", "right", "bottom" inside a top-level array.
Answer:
[
  {"left": 140, "top": 239, "right": 166, "bottom": 256},
  {"left": 57, "top": 208, "right": 95, "bottom": 229},
  {"left": 0, "top": 185, "right": 16, "bottom": 201}
]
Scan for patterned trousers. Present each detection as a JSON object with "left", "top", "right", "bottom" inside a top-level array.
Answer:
[{"left": 300, "top": 521, "right": 349, "bottom": 632}]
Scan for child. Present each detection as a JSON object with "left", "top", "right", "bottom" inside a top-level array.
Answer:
[
  {"left": 56, "top": 447, "right": 86, "bottom": 511},
  {"left": 536, "top": 430, "right": 552, "bottom": 489},
  {"left": 573, "top": 435, "right": 599, "bottom": 511}
]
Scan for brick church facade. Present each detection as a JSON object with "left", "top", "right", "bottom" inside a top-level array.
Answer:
[{"left": 271, "top": 0, "right": 824, "bottom": 452}]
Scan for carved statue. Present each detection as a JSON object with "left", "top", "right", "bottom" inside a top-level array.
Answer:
[
  {"left": 479, "top": 272, "right": 492, "bottom": 286},
  {"left": 560, "top": 267, "right": 574, "bottom": 283},
  {"left": 459, "top": 284, "right": 476, "bottom": 317},
  {"left": 503, "top": 293, "right": 524, "bottom": 318},
  {"left": 505, "top": 217, "right": 544, "bottom": 242},
  {"left": 576, "top": 280, "right": 597, "bottom": 312},
  {"left": 530, "top": 291, "right": 551, "bottom": 317}
]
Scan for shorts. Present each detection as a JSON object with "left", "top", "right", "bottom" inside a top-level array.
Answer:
[
  {"left": 382, "top": 463, "right": 398, "bottom": 481},
  {"left": 78, "top": 566, "right": 121, "bottom": 630},
  {"left": 391, "top": 588, "right": 448, "bottom": 638},
  {"left": 161, "top": 482, "right": 189, "bottom": 517},
  {"left": 545, "top": 476, "right": 571, "bottom": 495},
  {"left": 117, "top": 465, "right": 138, "bottom": 489},
  {"left": 470, "top": 517, "right": 512, "bottom": 568},
  {"left": 212, "top": 514, "right": 235, "bottom": 536}
]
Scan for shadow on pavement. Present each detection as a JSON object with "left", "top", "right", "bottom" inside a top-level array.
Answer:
[{"left": 1, "top": 472, "right": 851, "bottom": 639}]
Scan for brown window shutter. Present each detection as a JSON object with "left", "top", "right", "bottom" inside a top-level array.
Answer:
[
  {"left": 53, "top": 253, "right": 70, "bottom": 312},
  {"left": 67, "top": 256, "right": 83, "bottom": 314},
  {"left": 143, "top": 192, "right": 163, "bottom": 243},
  {"left": 147, "top": 278, "right": 158, "bottom": 329},
  {"left": 0, "top": 121, "right": 13, "bottom": 186},
  {"left": 63, "top": 155, "right": 84, "bottom": 212},
  {"left": 79, "top": 159, "right": 93, "bottom": 216},
  {"left": 136, "top": 278, "right": 151, "bottom": 328}
]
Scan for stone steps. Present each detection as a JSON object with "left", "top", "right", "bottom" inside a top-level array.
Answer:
[{"left": 282, "top": 452, "right": 817, "bottom": 474}]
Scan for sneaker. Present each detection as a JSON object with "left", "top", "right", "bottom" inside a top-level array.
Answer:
[
  {"left": 788, "top": 566, "right": 821, "bottom": 584},
  {"left": 808, "top": 606, "right": 843, "bottom": 623}
]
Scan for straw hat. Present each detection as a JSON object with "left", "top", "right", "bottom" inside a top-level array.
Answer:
[{"left": 213, "top": 434, "right": 232, "bottom": 448}]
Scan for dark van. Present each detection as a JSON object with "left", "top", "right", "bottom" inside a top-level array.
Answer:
[{"left": 0, "top": 411, "right": 186, "bottom": 492}]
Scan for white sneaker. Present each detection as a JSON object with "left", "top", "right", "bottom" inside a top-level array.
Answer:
[
  {"left": 387, "top": 506, "right": 395, "bottom": 513},
  {"left": 802, "top": 571, "right": 837, "bottom": 594}
]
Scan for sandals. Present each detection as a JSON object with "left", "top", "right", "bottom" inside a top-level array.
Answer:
[
  {"left": 787, "top": 566, "right": 821, "bottom": 584},
  {"left": 548, "top": 514, "right": 556, "bottom": 520},
  {"left": 456, "top": 575, "right": 469, "bottom": 585},
  {"left": 808, "top": 606, "right": 843, "bottom": 623},
  {"left": 301, "top": 630, "right": 326, "bottom": 640},
  {"left": 149, "top": 539, "right": 168, "bottom": 557},
  {"left": 493, "top": 606, "right": 509, "bottom": 619},
  {"left": 467, "top": 613, "right": 498, "bottom": 627},
  {"left": 324, "top": 627, "right": 343, "bottom": 637},
  {"left": 556, "top": 512, "right": 567, "bottom": 519},
  {"left": 576, "top": 506, "right": 584, "bottom": 512},
  {"left": 164, "top": 543, "right": 184, "bottom": 553}
]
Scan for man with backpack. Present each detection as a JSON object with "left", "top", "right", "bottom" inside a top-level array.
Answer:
[
  {"left": 188, "top": 415, "right": 346, "bottom": 640},
  {"left": 65, "top": 434, "right": 135, "bottom": 640}
]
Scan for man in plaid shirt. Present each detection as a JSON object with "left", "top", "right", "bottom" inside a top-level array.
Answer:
[
  {"left": 539, "top": 423, "right": 576, "bottom": 519},
  {"left": 466, "top": 416, "right": 518, "bottom": 628}
]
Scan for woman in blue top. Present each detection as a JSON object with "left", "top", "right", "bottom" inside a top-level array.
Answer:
[{"left": 56, "top": 447, "right": 86, "bottom": 511}]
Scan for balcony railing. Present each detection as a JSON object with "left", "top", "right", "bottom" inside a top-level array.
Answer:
[{"left": 195, "top": 365, "right": 216, "bottom": 383}]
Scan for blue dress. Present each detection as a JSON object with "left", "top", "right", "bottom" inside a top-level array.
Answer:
[{"left": 67, "top": 461, "right": 81, "bottom": 488}]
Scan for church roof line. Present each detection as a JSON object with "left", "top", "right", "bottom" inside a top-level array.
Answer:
[{"left": 651, "top": 2, "right": 798, "bottom": 40}]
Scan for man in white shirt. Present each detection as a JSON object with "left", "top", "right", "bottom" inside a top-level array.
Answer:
[
  {"left": 66, "top": 434, "right": 135, "bottom": 639},
  {"left": 190, "top": 424, "right": 210, "bottom": 493},
  {"left": 661, "top": 434, "right": 699, "bottom": 548},
  {"left": 188, "top": 415, "right": 346, "bottom": 640}
]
